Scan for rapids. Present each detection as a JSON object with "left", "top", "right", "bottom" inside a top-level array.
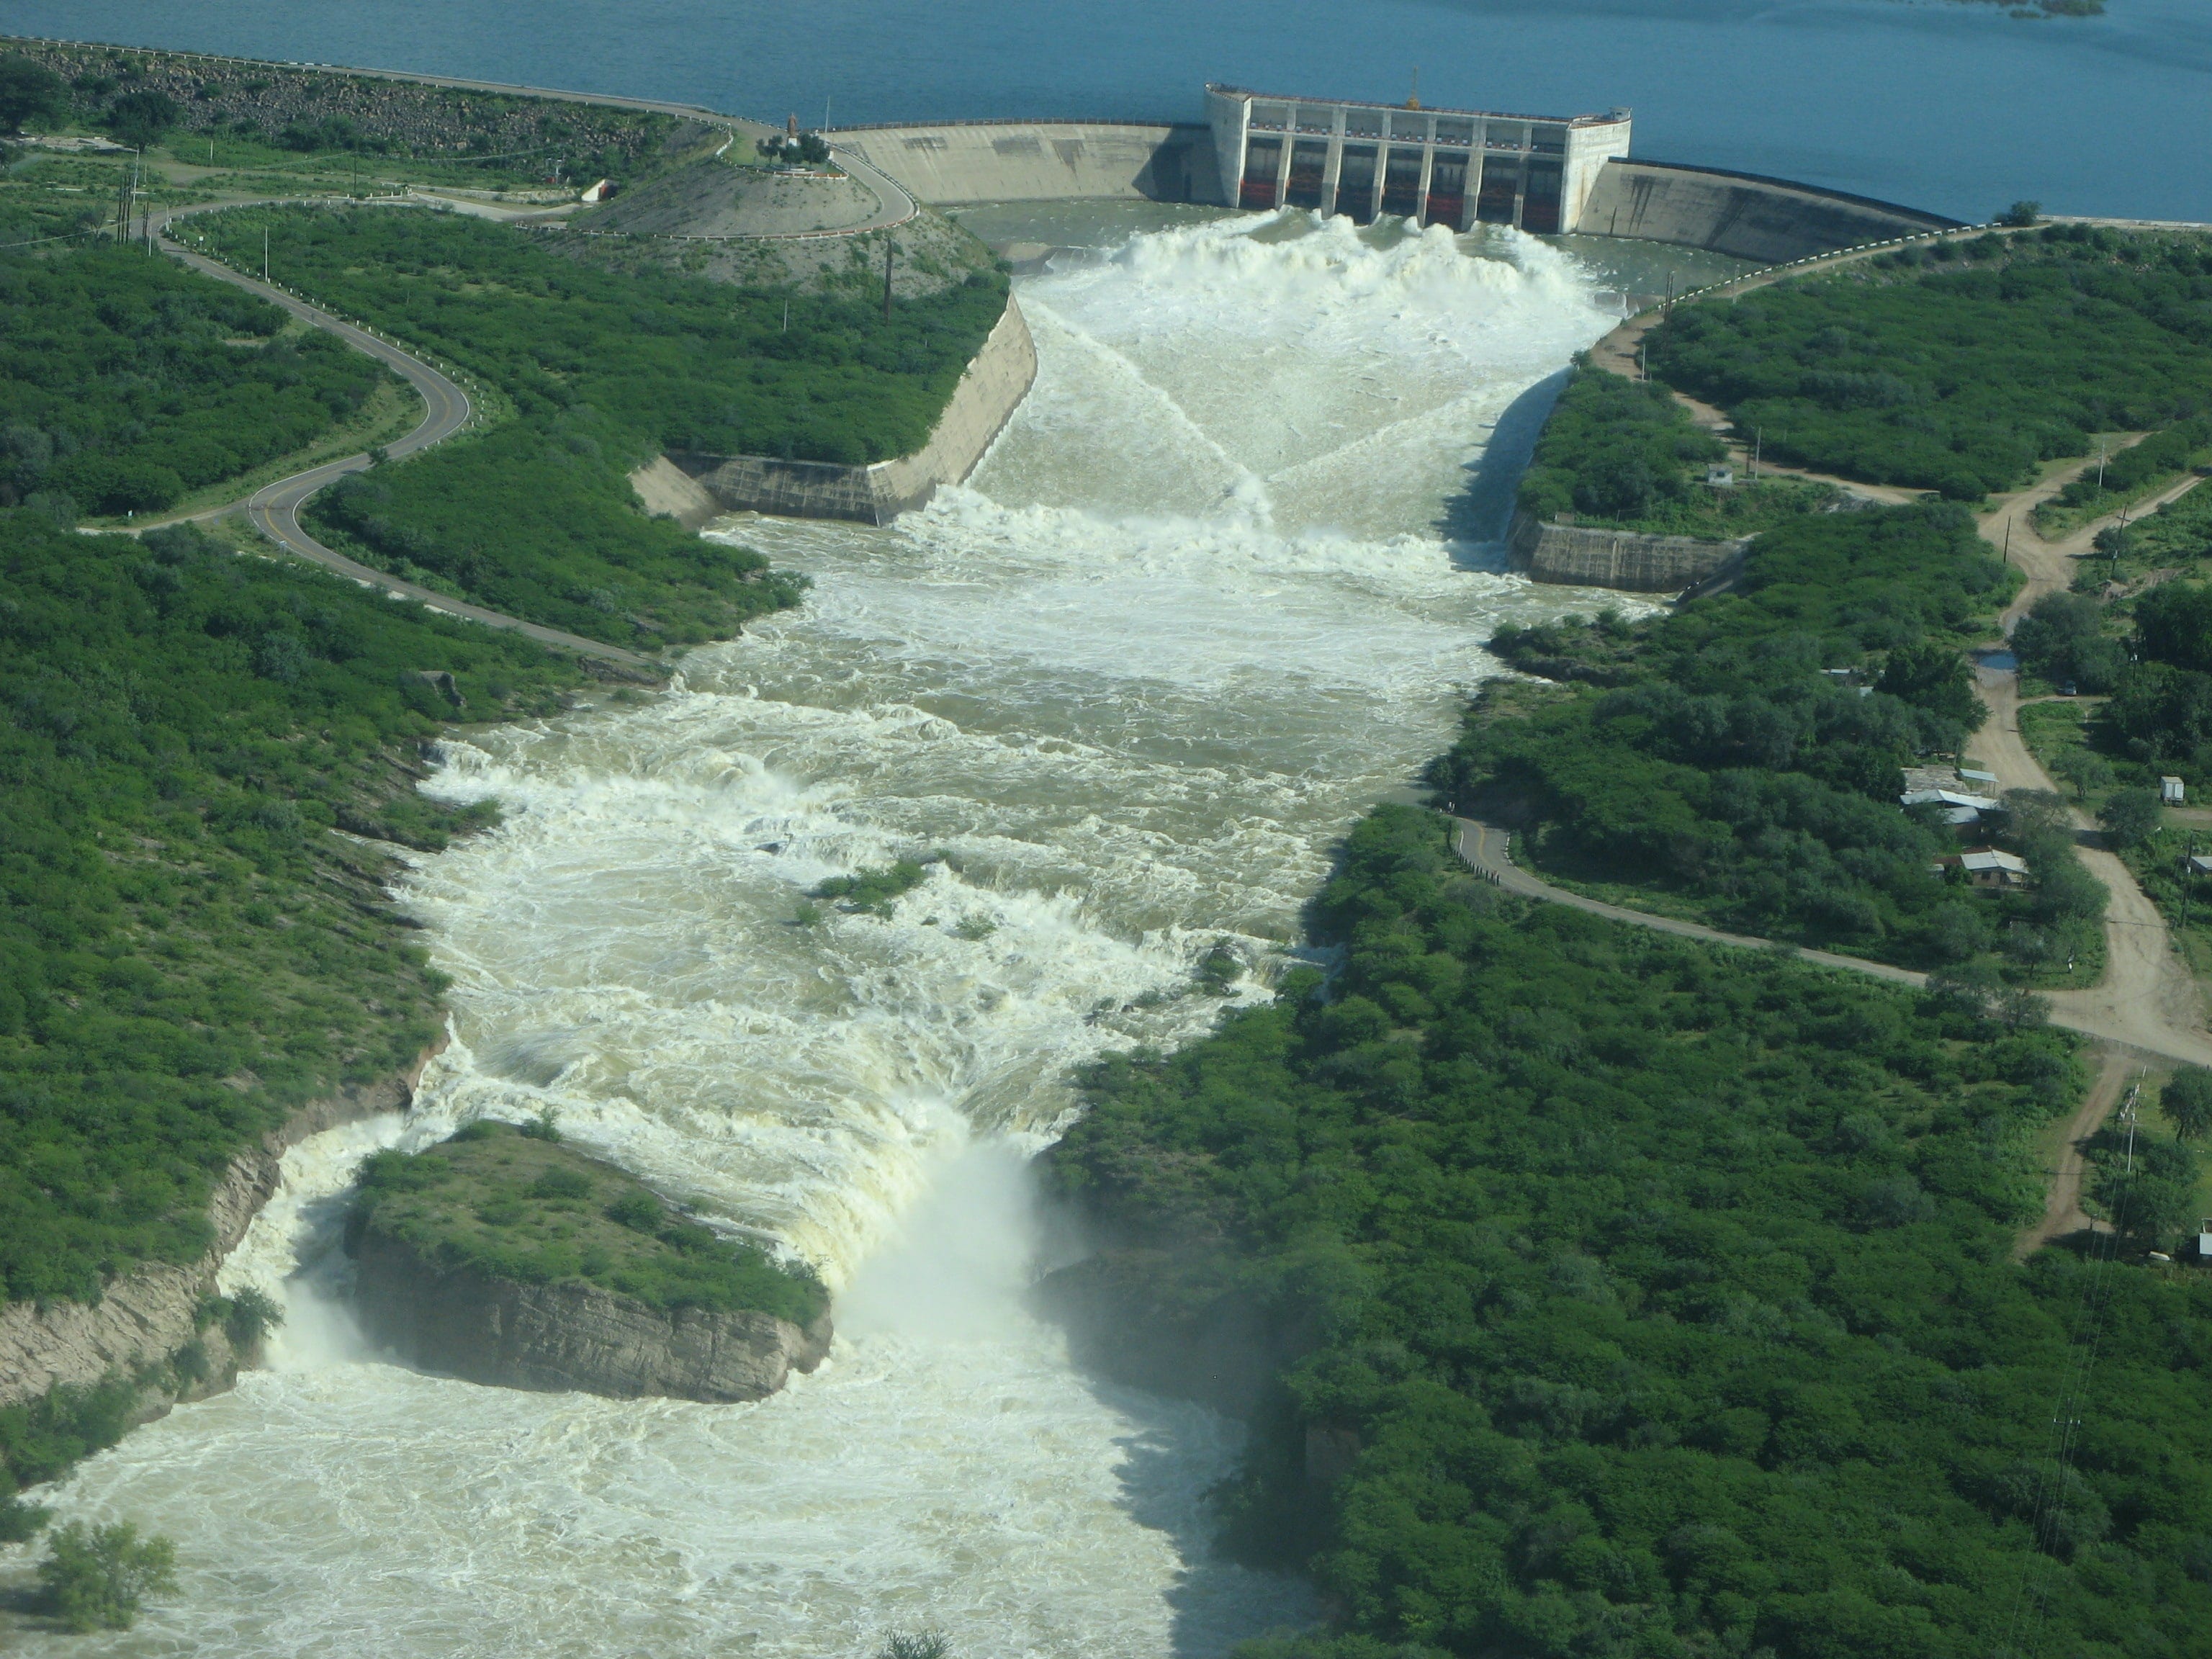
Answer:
[{"left": 6, "top": 212, "right": 1643, "bottom": 1657}]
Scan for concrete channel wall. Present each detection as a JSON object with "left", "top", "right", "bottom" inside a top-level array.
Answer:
[
  {"left": 671, "top": 295, "right": 1038, "bottom": 526},
  {"left": 1579, "top": 159, "right": 1962, "bottom": 262},
  {"left": 1508, "top": 509, "right": 1748, "bottom": 593},
  {"left": 832, "top": 122, "right": 1225, "bottom": 206}
]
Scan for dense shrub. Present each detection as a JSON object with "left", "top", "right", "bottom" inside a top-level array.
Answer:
[
  {"left": 1445, "top": 505, "right": 2065, "bottom": 966},
  {"left": 190, "top": 206, "right": 1010, "bottom": 467},
  {"left": 1648, "top": 236, "right": 2212, "bottom": 498},
  {"left": 0, "top": 246, "right": 385, "bottom": 516},
  {"left": 0, "top": 511, "right": 588, "bottom": 1308},
  {"left": 1516, "top": 367, "right": 1838, "bottom": 539},
  {"left": 1048, "top": 804, "right": 2212, "bottom": 1659}
]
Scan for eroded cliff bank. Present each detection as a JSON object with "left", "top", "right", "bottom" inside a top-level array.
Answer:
[
  {"left": 345, "top": 1122, "right": 831, "bottom": 1403},
  {"left": 0, "top": 1042, "right": 445, "bottom": 1413}
]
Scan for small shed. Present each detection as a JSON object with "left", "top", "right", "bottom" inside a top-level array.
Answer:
[
  {"left": 1705, "top": 464, "right": 1735, "bottom": 488},
  {"left": 2188, "top": 855, "right": 2212, "bottom": 877},
  {"left": 1956, "top": 848, "right": 2031, "bottom": 890},
  {"left": 1959, "top": 768, "right": 1999, "bottom": 788},
  {"left": 2162, "top": 775, "right": 2186, "bottom": 805},
  {"left": 1902, "top": 787, "right": 2000, "bottom": 827},
  {"left": 2200, "top": 1218, "right": 2212, "bottom": 1260},
  {"left": 580, "top": 178, "right": 616, "bottom": 203}
]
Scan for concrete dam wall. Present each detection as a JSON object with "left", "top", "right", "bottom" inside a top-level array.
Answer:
[
  {"left": 832, "top": 122, "right": 1224, "bottom": 206},
  {"left": 1580, "top": 159, "right": 1962, "bottom": 262},
  {"left": 669, "top": 294, "right": 1038, "bottom": 526}
]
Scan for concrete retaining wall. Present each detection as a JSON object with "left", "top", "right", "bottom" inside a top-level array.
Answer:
[
  {"left": 1509, "top": 508, "right": 1748, "bottom": 593},
  {"left": 1580, "top": 160, "right": 1962, "bottom": 262},
  {"left": 832, "top": 122, "right": 1224, "bottom": 206},
  {"left": 674, "top": 293, "right": 1038, "bottom": 525}
]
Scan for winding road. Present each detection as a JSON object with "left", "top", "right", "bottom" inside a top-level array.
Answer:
[{"left": 154, "top": 203, "right": 652, "bottom": 670}]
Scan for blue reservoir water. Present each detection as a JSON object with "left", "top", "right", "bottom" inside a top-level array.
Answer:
[{"left": 2, "top": 0, "right": 2209, "bottom": 222}]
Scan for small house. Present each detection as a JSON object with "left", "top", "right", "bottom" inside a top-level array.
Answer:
[
  {"left": 2188, "top": 855, "right": 2212, "bottom": 877},
  {"left": 2162, "top": 775, "right": 2186, "bottom": 806},
  {"left": 1704, "top": 465, "right": 1735, "bottom": 489},
  {"left": 2200, "top": 1218, "right": 2212, "bottom": 1260}
]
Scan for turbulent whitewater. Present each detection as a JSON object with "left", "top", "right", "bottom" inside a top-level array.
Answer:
[{"left": 12, "top": 213, "right": 1632, "bottom": 1657}]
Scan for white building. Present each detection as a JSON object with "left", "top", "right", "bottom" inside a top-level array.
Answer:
[
  {"left": 2162, "top": 775, "right": 2186, "bottom": 805},
  {"left": 1205, "top": 84, "right": 1631, "bottom": 233}
]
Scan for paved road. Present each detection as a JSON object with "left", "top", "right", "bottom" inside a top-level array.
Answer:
[{"left": 156, "top": 204, "right": 653, "bottom": 670}]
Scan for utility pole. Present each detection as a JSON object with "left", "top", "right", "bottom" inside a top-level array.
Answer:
[
  {"left": 781, "top": 297, "right": 789, "bottom": 334},
  {"left": 882, "top": 240, "right": 894, "bottom": 320},
  {"left": 2184, "top": 833, "right": 2198, "bottom": 936},
  {"left": 2097, "top": 439, "right": 2108, "bottom": 493},
  {"left": 1752, "top": 428, "right": 1762, "bottom": 483},
  {"left": 264, "top": 224, "right": 269, "bottom": 283},
  {"left": 2004, "top": 515, "right": 2013, "bottom": 569}
]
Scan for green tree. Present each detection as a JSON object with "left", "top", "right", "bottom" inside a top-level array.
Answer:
[
  {"left": 2000, "top": 199, "right": 2043, "bottom": 227},
  {"left": 2051, "top": 747, "right": 2114, "bottom": 800},
  {"left": 102, "top": 89, "right": 181, "bottom": 151},
  {"left": 1876, "top": 639, "right": 1985, "bottom": 732},
  {"left": 0, "top": 54, "right": 68, "bottom": 135},
  {"left": 2100, "top": 786, "right": 2164, "bottom": 848},
  {"left": 36, "top": 1520, "right": 179, "bottom": 1632},
  {"left": 2165, "top": 1068, "right": 2212, "bottom": 1142}
]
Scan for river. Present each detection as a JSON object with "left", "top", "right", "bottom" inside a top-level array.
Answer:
[
  {"left": 6, "top": 212, "right": 1663, "bottom": 1656},
  {"left": 5, "top": 0, "right": 2212, "bottom": 220}
]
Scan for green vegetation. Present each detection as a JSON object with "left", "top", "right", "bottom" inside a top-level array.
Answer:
[
  {"left": 1451, "top": 505, "right": 2095, "bottom": 975},
  {"left": 1519, "top": 367, "right": 1843, "bottom": 539},
  {"left": 1048, "top": 804, "right": 2212, "bottom": 1659},
  {"left": 1, "top": 244, "right": 387, "bottom": 516},
  {"left": 1648, "top": 228, "right": 2212, "bottom": 500},
  {"left": 0, "top": 509, "right": 595, "bottom": 1313},
  {"left": 2080, "top": 477, "right": 2212, "bottom": 586},
  {"left": 35, "top": 1519, "right": 179, "bottom": 1632},
  {"left": 2033, "top": 417, "right": 2212, "bottom": 538},
  {"left": 1, "top": 37, "right": 687, "bottom": 184},
  {"left": 349, "top": 1120, "right": 827, "bottom": 1323},
  {"left": 0, "top": 55, "right": 67, "bottom": 135},
  {"left": 174, "top": 202, "right": 1008, "bottom": 644},
  {"left": 190, "top": 206, "right": 1009, "bottom": 465},
  {"left": 315, "top": 408, "right": 804, "bottom": 648},
  {"left": 811, "top": 858, "right": 930, "bottom": 917}
]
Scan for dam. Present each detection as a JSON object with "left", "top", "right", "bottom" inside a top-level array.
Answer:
[{"left": 831, "top": 86, "right": 1961, "bottom": 261}]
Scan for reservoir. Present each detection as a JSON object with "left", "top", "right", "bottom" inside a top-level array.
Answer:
[
  {"left": 6, "top": 0, "right": 2212, "bottom": 220},
  {"left": 13, "top": 212, "right": 1646, "bottom": 1658}
]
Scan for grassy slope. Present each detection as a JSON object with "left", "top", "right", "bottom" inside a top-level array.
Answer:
[{"left": 350, "top": 1120, "right": 825, "bottom": 1323}]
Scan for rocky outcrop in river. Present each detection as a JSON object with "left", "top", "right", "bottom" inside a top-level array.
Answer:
[{"left": 351, "top": 1229, "right": 831, "bottom": 1402}]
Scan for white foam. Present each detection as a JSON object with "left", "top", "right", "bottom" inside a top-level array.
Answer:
[{"left": 3, "top": 212, "right": 1641, "bottom": 1658}]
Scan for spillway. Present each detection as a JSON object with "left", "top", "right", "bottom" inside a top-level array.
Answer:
[{"left": 8, "top": 211, "right": 1635, "bottom": 1658}]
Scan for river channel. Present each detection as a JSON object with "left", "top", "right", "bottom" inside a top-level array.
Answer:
[{"left": 15, "top": 212, "right": 1655, "bottom": 1657}]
